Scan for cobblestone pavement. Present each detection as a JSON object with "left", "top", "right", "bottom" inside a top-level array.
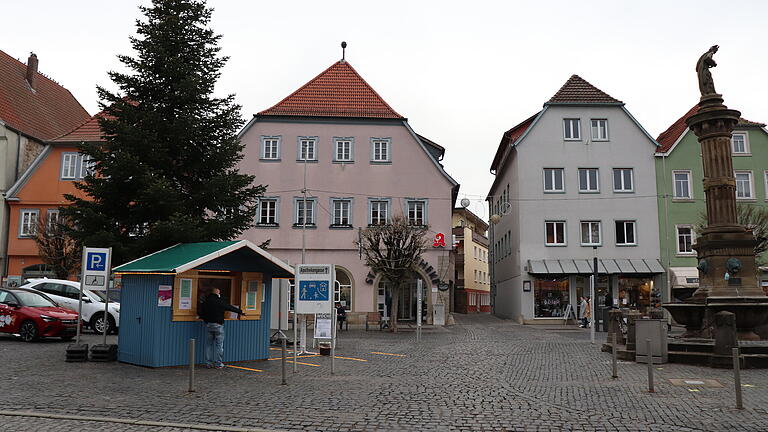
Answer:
[{"left": 2, "top": 314, "right": 767, "bottom": 431}]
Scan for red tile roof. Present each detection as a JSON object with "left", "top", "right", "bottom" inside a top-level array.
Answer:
[
  {"left": 655, "top": 105, "right": 766, "bottom": 153},
  {"left": 0, "top": 50, "right": 89, "bottom": 141},
  {"left": 490, "top": 112, "right": 539, "bottom": 172},
  {"left": 258, "top": 61, "right": 404, "bottom": 119},
  {"left": 49, "top": 110, "right": 107, "bottom": 143},
  {"left": 547, "top": 75, "right": 623, "bottom": 105}
]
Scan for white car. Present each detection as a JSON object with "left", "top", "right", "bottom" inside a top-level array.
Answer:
[{"left": 20, "top": 278, "right": 120, "bottom": 334}]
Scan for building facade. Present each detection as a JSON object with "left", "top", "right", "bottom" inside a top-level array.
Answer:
[
  {"left": 452, "top": 208, "right": 490, "bottom": 313},
  {"left": 4, "top": 114, "right": 101, "bottom": 281},
  {"left": 238, "top": 59, "right": 458, "bottom": 324},
  {"left": 488, "top": 75, "right": 664, "bottom": 324},
  {"left": 655, "top": 106, "right": 768, "bottom": 301},
  {"left": 0, "top": 50, "right": 89, "bottom": 282}
]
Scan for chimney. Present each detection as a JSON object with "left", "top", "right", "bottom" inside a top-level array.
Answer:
[{"left": 26, "top": 52, "right": 38, "bottom": 90}]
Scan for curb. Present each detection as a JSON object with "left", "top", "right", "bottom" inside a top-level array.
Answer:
[{"left": 0, "top": 410, "right": 280, "bottom": 432}]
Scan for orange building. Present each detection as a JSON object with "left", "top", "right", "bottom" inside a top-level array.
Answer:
[{"left": 5, "top": 114, "right": 102, "bottom": 281}]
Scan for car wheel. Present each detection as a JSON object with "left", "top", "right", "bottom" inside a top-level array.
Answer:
[
  {"left": 19, "top": 320, "right": 39, "bottom": 342},
  {"left": 91, "top": 313, "right": 114, "bottom": 334}
]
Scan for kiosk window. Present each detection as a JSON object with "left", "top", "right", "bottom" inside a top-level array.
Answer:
[{"left": 197, "top": 278, "right": 232, "bottom": 306}]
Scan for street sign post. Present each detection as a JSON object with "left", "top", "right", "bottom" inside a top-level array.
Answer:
[
  {"left": 77, "top": 247, "right": 111, "bottom": 344},
  {"left": 417, "top": 279, "right": 423, "bottom": 342},
  {"left": 294, "top": 264, "right": 334, "bottom": 365}
]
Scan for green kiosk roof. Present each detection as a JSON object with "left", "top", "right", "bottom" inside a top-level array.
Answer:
[{"left": 113, "top": 240, "right": 294, "bottom": 277}]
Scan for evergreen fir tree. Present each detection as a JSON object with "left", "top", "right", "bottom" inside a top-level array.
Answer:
[{"left": 62, "top": 0, "right": 264, "bottom": 265}]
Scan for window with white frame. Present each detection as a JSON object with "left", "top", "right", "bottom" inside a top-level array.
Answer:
[
  {"left": 257, "top": 199, "right": 278, "bottom": 225},
  {"left": 261, "top": 137, "right": 280, "bottom": 160},
  {"left": 331, "top": 199, "right": 351, "bottom": 226},
  {"left": 407, "top": 200, "right": 426, "bottom": 225},
  {"left": 545, "top": 221, "right": 566, "bottom": 246},
  {"left": 543, "top": 168, "right": 565, "bottom": 193},
  {"left": 371, "top": 138, "right": 390, "bottom": 162},
  {"left": 474, "top": 246, "right": 478, "bottom": 259},
  {"left": 61, "top": 153, "right": 79, "bottom": 179},
  {"left": 613, "top": 168, "right": 634, "bottom": 192},
  {"left": 676, "top": 225, "right": 694, "bottom": 254},
  {"left": 46, "top": 209, "right": 60, "bottom": 231},
  {"left": 673, "top": 171, "right": 692, "bottom": 199},
  {"left": 731, "top": 132, "right": 748, "bottom": 154},
  {"left": 578, "top": 168, "right": 599, "bottom": 192},
  {"left": 334, "top": 138, "right": 353, "bottom": 162},
  {"left": 735, "top": 171, "right": 753, "bottom": 199},
  {"left": 591, "top": 119, "right": 608, "bottom": 141},
  {"left": 80, "top": 155, "right": 95, "bottom": 178},
  {"left": 298, "top": 138, "right": 317, "bottom": 161},
  {"left": 19, "top": 209, "right": 39, "bottom": 237},
  {"left": 580, "top": 221, "right": 601, "bottom": 246},
  {"left": 474, "top": 270, "right": 478, "bottom": 283},
  {"left": 369, "top": 200, "right": 389, "bottom": 225},
  {"left": 294, "top": 198, "right": 316, "bottom": 226},
  {"left": 563, "top": 119, "right": 581, "bottom": 140},
  {"left": 615, "top": 220, "right": 636, "bottom": 246}
]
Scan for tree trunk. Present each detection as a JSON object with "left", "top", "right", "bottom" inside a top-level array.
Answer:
[{"left": 390, "top": 284, "right": 400, "bottom": 333}]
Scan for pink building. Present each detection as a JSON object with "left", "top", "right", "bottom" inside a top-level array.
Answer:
[{"left": 238, "top": 59, "right": 458, "bottom": 324}]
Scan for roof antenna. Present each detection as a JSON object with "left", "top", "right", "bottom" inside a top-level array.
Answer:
[{"left": 341, "top": 41, "right": 347, "bottom": 62}]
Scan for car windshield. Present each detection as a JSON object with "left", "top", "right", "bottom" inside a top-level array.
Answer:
[{"left": 15, "top": 291, "right": 57, "bottom": 308}]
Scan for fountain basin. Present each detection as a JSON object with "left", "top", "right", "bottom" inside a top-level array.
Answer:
[
  {"left": 663, "top": 303, "right": 706, "bottom": 338},
  {"left": 706, "top": 297, "right": 768, "bottom": 341}
]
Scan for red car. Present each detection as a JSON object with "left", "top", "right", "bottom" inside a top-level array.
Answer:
[{"left": 0, "top": 288, "right": 79, "bottom": 342}]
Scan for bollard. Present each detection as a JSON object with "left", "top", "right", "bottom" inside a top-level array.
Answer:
[
  {"left": 612, "top": 333, "right": 618, "bottom": 379},
  {"left": 733, "top": 347, "right": 743, "bottom": 409},
  {"left": 188, "top": 338, "right": 196, "bottom": 393},
  {"left": 646, "top": 339, "right": 654, "bottom": 393},
  {"left": 281, "top": 335, "right": 287, "bottom": 385}
]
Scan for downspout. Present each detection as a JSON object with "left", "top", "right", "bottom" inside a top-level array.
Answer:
[{"left": 662, "top": 153, "right": 672, "bottom": 304}]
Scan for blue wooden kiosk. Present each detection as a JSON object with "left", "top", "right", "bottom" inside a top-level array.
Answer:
[{"left": 113, "top": 241, "right": 294, "bottom": 367}]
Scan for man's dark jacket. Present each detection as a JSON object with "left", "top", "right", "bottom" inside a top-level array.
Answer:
[{"left": 199, "top": 294, "right": 243, "bottom": 325}]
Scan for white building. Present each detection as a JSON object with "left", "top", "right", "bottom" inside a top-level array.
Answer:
[{"left": 487, "top": 75, "right": 663, "bottom": 324}]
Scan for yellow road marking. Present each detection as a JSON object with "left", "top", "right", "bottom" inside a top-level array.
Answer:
[
  {"left": 742, "top": 384, "right": 755, "bottom": 387},
  {"left": 225, "top": 365, "right": 263, "bottom": 372},
  {"left": 370, "top": 352, "right": 406, "bottom": 357},
  {"left": 288, "top": 360, "right": 321, "bottom": 367},
  {"left": 688, "top": 388, "right": 700, "bottom": 392},
  {"left": 268, "top": 354, "right": 320, "bottom": 361},
  {"left": 334, "top": 356, "right": 368, "bottom": 362}
]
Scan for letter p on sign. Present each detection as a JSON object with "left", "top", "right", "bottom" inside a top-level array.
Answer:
[{"left": 87, "top": 252, "right": 107, "bottom": 271}]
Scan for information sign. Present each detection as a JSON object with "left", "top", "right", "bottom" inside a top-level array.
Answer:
[
  {"left": 81, "top": 247, "right": 111, "bottom": 291},
  {"left": 295, "top": 264, "right": 334, "bottom": 314},
  {"left": 314, "top": 313, "right": 333, "bottom": 339}
]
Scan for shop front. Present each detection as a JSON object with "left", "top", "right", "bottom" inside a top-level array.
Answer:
[{"left": 527, "top": 258, "right": 664, "bottom": 323}]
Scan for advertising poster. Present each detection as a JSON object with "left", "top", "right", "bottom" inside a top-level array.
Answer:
[
  {"left": 314, "top": 313, "right": 332, "bottom": 339},
  {"left": 179, "top": 278, "right": 192, "bottom": 310},
  {"left": 157, "top": 285, "right": 172, "bottom": 307}
]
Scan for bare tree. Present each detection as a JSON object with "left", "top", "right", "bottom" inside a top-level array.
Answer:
[
  {"left": 696, "top": 203, "right": 768, "bottom": 263},
  {"left": 34, "top": 214, "right": 81, "bottom": 279},
  {"left": 356, "top": 215, "right": 427, "bottom": 332}
]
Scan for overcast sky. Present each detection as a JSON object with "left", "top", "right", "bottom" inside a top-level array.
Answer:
[{"left": 4, "top": 0, "right": 767, "bottom": 220}]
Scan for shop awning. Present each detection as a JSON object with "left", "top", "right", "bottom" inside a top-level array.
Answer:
[
  {"left": 669, "top": 267, "right": 699, "bottom": 288},
  {"left": 527, "top": 258, "right": 664, "bottom": 275}
]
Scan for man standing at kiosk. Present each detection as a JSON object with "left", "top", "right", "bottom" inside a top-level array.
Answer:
[{"left": 199, "top": 288, "right": 244, "bottom": 369}]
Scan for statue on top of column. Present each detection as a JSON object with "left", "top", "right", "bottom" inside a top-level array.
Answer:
[{"left": 696, "top": 45, "right": 719, "bottom": 97}]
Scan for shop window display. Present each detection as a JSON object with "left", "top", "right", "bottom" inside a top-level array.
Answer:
[
  {"left": 618, "top": 276, "right": 652, "bottom": 313},
  {"left": 534, "top": 277, "right": 569, "bottom": 318}
]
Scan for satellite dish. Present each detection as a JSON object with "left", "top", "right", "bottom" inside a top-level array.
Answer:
[{"left": 460, "top": 198, "right": 470, "bottom": 208}]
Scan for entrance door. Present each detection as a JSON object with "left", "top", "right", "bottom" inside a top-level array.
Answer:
[{"left": 398, "top": 283, "right": 413, "bottom": 320}]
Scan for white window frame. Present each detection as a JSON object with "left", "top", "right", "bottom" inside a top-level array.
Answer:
[
  {"left": 672, "top": 170, "right": 692, "bottom": 200},
  {"left": 563, "top": 119, "right": 581, "bottom": 141},
  {"left": 543, "top": 168, "right": 565, "bottom": 193},
  {"left": 580, "top": 221, "right": 602, "bottom": 246},
  {"left": 735, "top": 170, "right": 754, "bottom": 200},
  {"left": 297, "top": 137, "right": 318, "bottom": 161},
  {"left": 612, "top": 168, "right": 634, "bottom": 193},
  {"left": 676, "top": 225, "right": 695, "bottom": 255},
  {"left": 46, "top": 209, "right": 60, "bottom": 231},
  {"left": 590, "top": 119, "right": 609, "bottom": 141},
  {"left": 615, "top": 220, "right": 637, "bottom": 246},
  {"left": 578, "top": 168, "right": 600, "bottom": 193},
  {"left": 261, "top": 136, "right": 281, "bottom": 160},
  {"left": 293, "top": 197, "right": 317, "bottom": 226},
  {"left": 368, "top": 198, "right": 391, "bottom": 225},
  {"left": 406, "top": 199, "right": 427, "bottom": 226},
  {"left": 257, "top": 197, "right": 280, "bottom": 226},
  {"left": 79, "top": 155, "right": 94, "bottom": 178},
  {"left": 731, "top": 132, "right": 749, "bottom": 155},
  {"left": 331, "top": 198, "right": 352, "bottom": 227},
  {"left": 333, "top": 137, "right": 354, "bottom": 163},
  {"left": 371, "top": 138, "right": 391, "bottom": 163},
  {"left": 61, "top": 153, "right": 79, "bottom": 180},
  {"left": 544, "top": 220, "right": 567, "bottom": 246},
  {"left": 19, "top": 209, "right": 39, "bottom": 237}
]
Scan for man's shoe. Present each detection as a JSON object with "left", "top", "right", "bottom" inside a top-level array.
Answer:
[{"left": 215, "top": 364, "right": 224, "bottom": 369}]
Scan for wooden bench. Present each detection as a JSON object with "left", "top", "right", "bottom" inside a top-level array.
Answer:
[{"left": 365, "top": 312, "right": 383, "bottom": 331}]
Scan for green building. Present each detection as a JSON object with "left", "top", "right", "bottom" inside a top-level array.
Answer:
[{"left": 655, "top": 105, "right": 768, "bottom": 302}]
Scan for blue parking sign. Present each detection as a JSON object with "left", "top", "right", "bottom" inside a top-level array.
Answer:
[
  {"left": 298, "top": 280, "right": 329, "bottom": 301},
  {"left": 86, "top": 252, "right": 107, "bottom": 271}
]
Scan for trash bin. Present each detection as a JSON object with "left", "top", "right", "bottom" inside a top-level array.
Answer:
[{"left": 635, "top": 319, "right": 668, "bottom": 364}]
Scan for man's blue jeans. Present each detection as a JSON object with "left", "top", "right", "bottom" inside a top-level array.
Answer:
[{"left": 205, "top": 323, "right": 225, "bottom": 367}]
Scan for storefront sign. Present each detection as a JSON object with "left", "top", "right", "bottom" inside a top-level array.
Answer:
[
  {"left": 295, "top": 264, "right": 335, "bottom": 314},
  {"left": 686, "top": 277, "right": 699, "bottom": 284},
  {"left": 432, "top": 233, "right": 446, "bottom": 248}
]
